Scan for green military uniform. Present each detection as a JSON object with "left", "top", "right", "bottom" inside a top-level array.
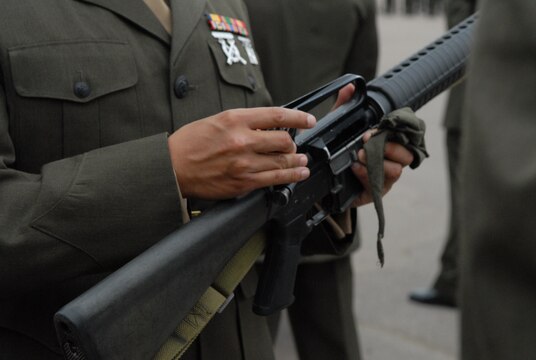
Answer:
[
  {"left": 460, "top": 0, "right": 536, "bottom": 358},
  {"left": 429, "top": 0, "right": 477, "bottom": 303},
  {"left": 244, "top": 0, "right": 378, "bottom": 359},
  {"left": 0, "top": 0, "right": 275, "bottom": 359}
]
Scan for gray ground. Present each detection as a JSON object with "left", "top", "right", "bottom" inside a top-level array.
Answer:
[{"left": 274, "top": 13, "right": 459, "bottom": 360}]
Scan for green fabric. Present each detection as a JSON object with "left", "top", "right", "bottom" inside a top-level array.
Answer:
[
  {"left": 0, "top": 0, "right": 272, "bottom": 358},
  {"left": 246, "top": 0, "right": 379, "bottom": 262},
  {"left": 245, "top": 0, "right": 378, "bottom": 115},
  {"left": 432, "top": 129, "right": 461, "bottom": 298},
  {"left": 431, "top": 0, "right": 476, "bottom": 300},
  {"left": 245, "top": 2, "right": 378, "bottom": 358},
  {"left": 460, "top": 0, "right": 536, "bottom": 359},
  {"left": 154, "top": 232, "right": 266, "bottom": 360},
  {"left": 287, "top": 256, "right": 360, "bottom": 360},
  {"left": 363, "top": 107, "right": 428, "bottom": 266}
]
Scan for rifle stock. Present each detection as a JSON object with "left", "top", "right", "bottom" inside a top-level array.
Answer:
[{"left": 55, "top": 14, "right": 478, "bottom": 360}]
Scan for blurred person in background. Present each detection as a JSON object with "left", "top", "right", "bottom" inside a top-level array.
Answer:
[
  {"left": 409, "top": 0, "right": 477, "bottom": 308},
  {"left": 459, "top": 0, "right": 536, "bottom": 358},
  {"left": 245, "top": 0, "right": 378, "bottom": 358}
]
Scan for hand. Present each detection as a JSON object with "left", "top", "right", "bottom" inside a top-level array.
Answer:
[
  {"left": 331, "top": 83, "right": 414, "bottom": 207},
  {"left": 351, "top": 130, "right": 414, "bottom": 207},
  {"left": 168, "top": 108, "right": 316, "bottom": 199}
]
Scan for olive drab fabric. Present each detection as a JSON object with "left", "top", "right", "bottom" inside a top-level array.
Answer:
[
  {"left": 246, "top": 0, "right": 378, "bottom": 117},
  {"left": 431, "top": 0, "right": 477, "bottom": 302},
  {"left": 244, "top": 1, "right": 378, "bottom": 359},
  {"left": 246, "top": 0, "right": 379, "bottom": 261},
  {"left": 460, "top": 0, "right": 536, "bottom": 358},
  {"left": 0, "top": 0, "right": 274, "bottom": 359}
]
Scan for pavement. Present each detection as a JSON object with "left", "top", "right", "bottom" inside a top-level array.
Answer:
[{"left": 273, "top": 13, "right": 460, "bottom": 360}]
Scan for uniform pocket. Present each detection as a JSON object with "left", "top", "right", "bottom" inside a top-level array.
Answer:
[
  {"left": 8, "top": 40, "right": 140, "bottom": 170},
  {"left": 207, "top": 32, "right": 270, "bottom": 109}
]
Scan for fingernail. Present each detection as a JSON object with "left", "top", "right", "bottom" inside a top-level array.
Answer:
[
  {"left": 300, "top": 168, "right": 310, "bottom": 179},
  {"left": 298, "top": 154, "right": 308, "bottom": 166},
  {"left": 307, "top": 114, "right": 316, "bottom": 127}
]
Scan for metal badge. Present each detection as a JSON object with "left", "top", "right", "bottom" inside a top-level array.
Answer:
[
  {"left": 237, "top": 36, "right": 259, "bottom": 65},
  {"left": 211, "top": 31, "right": 247, "bottom": 65}
]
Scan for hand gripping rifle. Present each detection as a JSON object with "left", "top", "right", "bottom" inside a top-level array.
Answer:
[{"left": 54, "top": 14, "right": 477, "bottom": 360}]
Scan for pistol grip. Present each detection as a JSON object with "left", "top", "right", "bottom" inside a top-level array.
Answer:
[{"left": 253, "top": 216, "right": 310, "bottom": 315}]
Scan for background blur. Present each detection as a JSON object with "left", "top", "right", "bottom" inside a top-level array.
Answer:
[{"left": 274, "top": 7, "right": 460, "bottom": 360}]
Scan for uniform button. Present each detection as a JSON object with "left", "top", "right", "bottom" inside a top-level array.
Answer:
[
  {"left": 174, "top": 75, "right": 189, "bottom": 99},
  {"left": 73, "top": 81, "right": 91, "bottom": 99}
]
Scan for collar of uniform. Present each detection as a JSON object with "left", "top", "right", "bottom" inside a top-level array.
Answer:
[
  {"left": 169, "top": 0, "right": 207, "bottom": 66},
  {"left": 76, "top": 0, "right": 171, "bottom": 44}
]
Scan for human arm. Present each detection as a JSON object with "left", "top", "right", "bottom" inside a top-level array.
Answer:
[{"left": 0, "top": 94, "right": 183, "bottom": 300}]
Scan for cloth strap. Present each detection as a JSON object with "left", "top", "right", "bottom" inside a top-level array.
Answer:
[
  {"left": 153, "top": 232, "right": 266, "bottom": 360},
  {"left": 363, "top": 107, "right": 428, "bottom": 266}
]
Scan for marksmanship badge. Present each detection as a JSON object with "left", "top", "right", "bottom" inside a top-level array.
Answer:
[{"left": 207, "top": 13, "right": 259, "bottom": 66}]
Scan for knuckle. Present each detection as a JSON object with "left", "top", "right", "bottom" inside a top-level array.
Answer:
[
  {"left": 277, "top": 154, "right": 290, "bottom": 169},
  {"left": 272, "top": 169, "right": 286, "bottom": 184},
  {"left": 387, "top": 164, "right": 403, "bottom": 181},
  {"left": 219, "top": 109, "right": 240, "bottom": 127},
  {"left": 219, "top": 110, "right": 232, "bottom": 123},
  {"left": 271, "top": 108, "right": 286, "bottom": 127},
  {"left": 278, "top": 133, "right": 295, "bottom": 152},
  {"left": 230, "top": 158, "right": 250, "bottom": 173},
  {"left": 227, "top": 134, "right": 248, "bottom": 152},
  {"left": 231, "top": 176, "right": 251, "bottom": 195},
  {"left": 355, "top": 164, "right": 368, "bottom": 178}
]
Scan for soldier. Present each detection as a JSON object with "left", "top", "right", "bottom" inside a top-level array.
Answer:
[
  {"left": 384, "top": 0, "right": 397, "bottom": 14},
  {"left": 405, "top": 0, "right": 420, "bottom": 14},
  {"left": 0, "top": 0, "right": 415, "bottom": 359},
  {"left": 460, "top": 0, "right": 536, "bottom": 358},
  {"left": 244, "top": 0, "right": 378, "bottom": 359},
  {"left": 409, "top": 0, "right": 477, "bottom": 308}
]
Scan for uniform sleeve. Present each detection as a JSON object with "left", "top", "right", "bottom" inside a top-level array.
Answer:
[
  {"left": 344, "top": 0, "right": 379, "bottom": 81},
  {"left": 0, "top": 83, "right": 184, "bottom": 298}
]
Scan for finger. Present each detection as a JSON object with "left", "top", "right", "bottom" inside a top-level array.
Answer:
[
  {"left": 248, "top": 167, "right": 311, "bottom": 188},
  {"left": 357, "top": 148, "right": 367, "bottom": 165},
  {"left": 353, "top": 157, "right": 403, "bottom": 185},
  {"left": 238, "top": 107, "right": 316, "bottom": 130},
  {"left": 384, "top": 142, "right": 414, "bottom": 167},
  {"left": 332, "top": 84, "right": 356, "bottom": 110},
  {"left": 250, "top": 129, "right": 297, "bottom": 154},
  {"left": 230, "top": 153, "right": 308, "bottom": 174},
  {"left": 383, "top": 160, "right": 404, "bottom": 184},
  {"left": 351, "top": 161, "right": 369, "bottom": 185},
  {"left": 350, "top": 162, "right": 373, "bottom": 206},
  {"left": 357, "top": 141, "right": 413, "bottom": 167},
  {"left": 254, "top": 153, "right": 309, "bottom": 172},
  {"left": 362, "top": 129, "right": 378, "bottom": 143}
]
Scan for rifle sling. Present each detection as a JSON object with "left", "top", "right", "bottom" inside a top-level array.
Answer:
[
  {"left": 153, "top": 231, "right": 266, "bottom": 360},
  {"left": 364, "top": 107, "right": 428, "bottom": 267}
]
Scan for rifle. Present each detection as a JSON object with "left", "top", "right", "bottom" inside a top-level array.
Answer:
[{"left": 54, "top": 14, "right": 477, "bottom": 360}]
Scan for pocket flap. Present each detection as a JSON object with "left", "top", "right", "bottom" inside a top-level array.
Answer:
[
  {"left": 9, "top": 40, "right": 138, "bottom": 103},
  {"left": 208, "top": 36, "right": 259, "bottom": 92}
]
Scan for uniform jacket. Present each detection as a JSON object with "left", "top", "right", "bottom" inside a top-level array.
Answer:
[
  {"left": 0, "top": 0, "right": 270, "bottom": 358},
  {"left": 442, "top": 0, "right": 477, "bottom": 130},
  {"left": 460, "top": 0, "right": 536, "bottom": 359},
  {"left": 246, "top": 0, "right": 378, "bottom": 114}
]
